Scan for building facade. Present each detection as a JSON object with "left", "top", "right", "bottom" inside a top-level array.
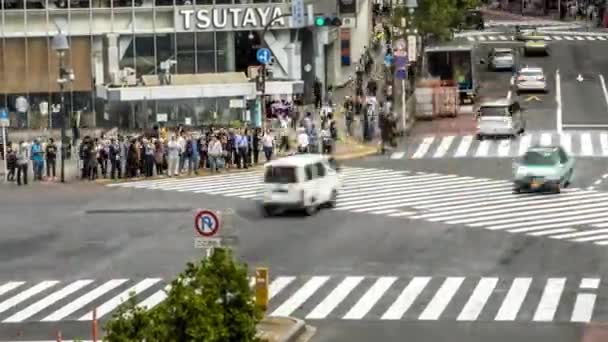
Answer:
[{"left": 0, "top": 0, "right": 371, "bottom": 129}]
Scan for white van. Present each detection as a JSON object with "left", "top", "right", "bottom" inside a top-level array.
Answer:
[
  {"left": 261, "top": 154, "right": 342, "bottom": 217},
  {"left": 476, "top": 98, "right": 526, "bottom": 140}
]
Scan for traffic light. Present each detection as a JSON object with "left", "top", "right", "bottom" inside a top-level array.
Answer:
[{"left": 314, "top": 16, "right": 342, "bottom": 27}]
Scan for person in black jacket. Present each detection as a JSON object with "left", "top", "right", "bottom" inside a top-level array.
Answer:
[
  {"left": 109, "top": 138, "right": 121, "bottom": 180},
  {"left": 45, "top": 138, "right": 57, "bottom": 180}
]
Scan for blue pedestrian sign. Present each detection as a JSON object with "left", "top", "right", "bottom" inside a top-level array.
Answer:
[
  {"left": 194, "top": 210, "right": 221, "bottom": 237},
  {"left": 256, "top": 48, "right": 272, "bottom": 64},
  {"left": 0, "top": 109, "right": 8, "bottom": 127}
]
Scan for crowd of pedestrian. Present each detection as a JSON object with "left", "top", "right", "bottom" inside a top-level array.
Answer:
[{"left": 4, "top": 138, "right": 58, "bottom": 186}]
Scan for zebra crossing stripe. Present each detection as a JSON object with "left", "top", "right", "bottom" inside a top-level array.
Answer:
[
  {"left": 497, "top": 139, "right": 510, "bottom": 157},
  {"left": 495, "top": 278, "right": 532, "bottom": 321},
  {"left": 533, "top": 278, "right": 566, "bottom": 322},
  {"left": 571, "top": 293, "right": 597, "bottom": 322},
  {"left": 457, "top": 277, "right": 499, "bottom": 321},
  {"left": 581, "top": 133, "right": 594, "bottom": 156},
  {"left": 78, "top": 278, "right": 161, "bottom": 320},
  {"left": 41, "top": 279, "right": 128, "bottom": 322},
  {"left": 455, "top": 135, "right": 473, "bottom": 157},
  {"left": 306, "top": 276, "right": 364, "bottom": 319},
  {"left": 0, "top": 282, "right": 25, "bottom": 297},
  {"left": 270, "top": 276, "right": 329, "bottom": 317},
  {"left": 382, "top": 277, "right": 431, "bottom": 320},
  {"left": 269, "top": 276, "right": 296, "bottom": 300},
  {"left": 343, "top": 277, "right": 397, "bottom": 320},
  {"left": 433, "top": 135, "right": 454, "bottom": 158},
  {"left": 418, "top": 277, "right": 465, "bottom": 320},
  {"left": 560, "top": 133, "right": 572, "bottom": 154},
  {"left": 3, "top": 280, "right": 94, "bottom": 323},
  {"left": 412, "top": 137, "right": 434, "bottom": 158},
  {"left": 475, "top": 140, "right": 490, "bottom": 157},
  {"left": 0, "top": 281, "right": 59, "bottom": 315},
  {"left": 137, "top": 285, "right": 171, "bottom": 310}
]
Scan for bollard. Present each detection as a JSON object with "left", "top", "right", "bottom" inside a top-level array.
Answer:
[
  {"left": 92, "top": 308, "right": 98, "bottom": 342},
  {"left": 255, "top": 267, "right": 269, "bottom": 312},
  {"left": 56, "top": 330, "right": 62, "bottom": 342}
]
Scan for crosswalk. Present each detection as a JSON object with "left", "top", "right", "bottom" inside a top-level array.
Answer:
[
  {"left": 110, "top": 165, "right": 608, "bottom": 246},
  {"left": 465, "top": 33, "right": 608, "bottom": 42},
  {"left": 0, "top": 275, "right": 602, "bottom": 323},
  {"left": 484, "top": 20, "right": 581, "bottom": 28},
  {"left": 390, "top": 131, "right": 608, "bottom": 159}
]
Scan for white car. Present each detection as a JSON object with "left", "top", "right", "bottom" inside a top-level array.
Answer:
[
  {"left": 515, "top": 67, "right": 548, "bottom": 94},
  {"left": 261, "top": 154, "right": 341, "bottom": 217}
]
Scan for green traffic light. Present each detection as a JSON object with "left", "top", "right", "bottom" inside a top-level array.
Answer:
[{"left": 315, "top": 16, "right": 326, "bottom": 26}]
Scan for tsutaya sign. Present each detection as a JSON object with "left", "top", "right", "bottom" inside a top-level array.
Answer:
[{"left": 176, "top": 4, "right": 289, "bottom": 32}]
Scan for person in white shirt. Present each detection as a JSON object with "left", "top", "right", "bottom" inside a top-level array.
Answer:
[
  {"left": 261, "top": 129, "right": 275, "bottom": 162},
  {"left": 166, "top": 136, "right": 181, "bottom": 176},
  {"left": 297, "top": 127, "right": 309, "bottom": 153},
  {"left": 177, "top": 134, "right": 186, "bottom": 173},
  {"left": 207, "top": 135, "right": 223, "bottom": 173}
]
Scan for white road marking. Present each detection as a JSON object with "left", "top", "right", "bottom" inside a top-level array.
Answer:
[
  {"left": 571, "top": 293, "right": 597, "bottom": 322},
  {"left": 540, "top": 132, "right": 552, "bottom": 146},
  {"left": 412, "top": 137, "right": 435, "bottom": 159},
  {"left": 271, "top": 276, "right": 329, "bottom": 317},
  {"left": 343, "top": 277, "right": 397, "bottom": 320},
  {"left": 556, "top": 70, "right": 562, "bottom": 135},
  {"left": 433, "top": 136, "right": 455, "bottom": 158},
  {"left": 495, "top": 278, "right": 532, "bottom": 321},
  {"left": 0, "top": 281, "right": 59, "bottom": 314},
  {"left": 390, "top": 151, "right": 405, "bottom": 159},
  {"left": 382, "top": 277, "right": 431, "bottom": 320},
  {"left": 560, "top": 133, "right": 572, "bottom": 154},
  {"left": 307, "top": 276, "right": 364, "bottom": 319},
  {"left": 475, "top": 140, "right": 491, "bottom": 157},
  {"left": 599, "top": 75, "right": 608, "bottom": 116},
  {"left": 533, "top": 278, "right": 566, "bottom": 321},
  {"left": 580, "top": 278, "right": 600, "bottom": 289},
  {"left": 418, "top": 277, "right": 465, "bottom": 320},
  {"left": 457, "top": 277, "right": 499, "bottom": 321},
  {"left": 454, "top": 135, "right": 474, "bottom": 157}
]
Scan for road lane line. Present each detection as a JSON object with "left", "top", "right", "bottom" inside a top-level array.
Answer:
[
  {"left": 571, "top": 293, "right": 596, "bottom": 322},
  {"left": 269, "top": 276, "right": 296, "bottom": 300},
  {"left": 418, "top": 277, "right": 465, "bottom": 320},
  {"left": 0, "top": 282, "right": 25, "bottom": 297},
  {"left": 540, "top": 132, "right": 552, "bottom": 146},
  {"left": 3, "top": 280, "right": 94, "bottom": 323},
  {"left": 454, "top": 135, "right": 474, "bottom": 157},
  {"left": 475, "top": 140, "right": 491, "bottom": 157},
  {"left": 533, "top": 278, "right": 566, "bottom": 321},
  {"left": 343, "top": 277, "right": 397, "bottom": 320},
  {"left": 0, "top": 281, "right": 59, "bottom": 314},
  {"left": 551, "top": 228, "right": 608, "bottom": 239},
  {"left": 576, "top": 36, "right": 584, "bottom": 40},
  {"left": 79, "top": 278, "right": 162, "bottom": 320},
  {"left": 382, "top": 277, "right": 431, "bottom": 320},
  {"left": 518, "top": 134, "right": 532, "bottom": 155},
  {"left": 556, "top": 70, "right": 562, "bottom": 134},
  {"left": 600, "top": 133, "right": 608, "bottom": 156},
  {"left": 572, "top": 234, "right": 608, "bottom": 242},
  {"left": 564, "top": 36, "right": 574, "bottom": 40},
  {"left": 42, "top": 279, "right": 128, "bottom": 321},
  {"left": 580, "top": 278, "right": 600, "bottom": 289},
  {"left": 270, "top": 276, "right": 329, "bottom": 317},
  {"left": 495, "top": 278, "right": 532, "bottom": 321},
  {"left": 306, "top": 276, "right": 363, "bottom": 319},
  {"left": 136, "top": 285, "right": 171, "bottom": 310},
  {"left": 581, "top": 132, "right": 594, "bottom": 156},
  {"left": 433, "top": 136, "right": 455, "bottom": 158},
  {"left": 497, "top": 139, "right": 511, "bottom": 157},
  {"left": 528, "top": 228, "right": 575, "bottom": 236},
  {"left": 457, "top": 277, "right": 499, "bottom": 321},
  {"left": 599, "top": 75, "right": 608, "bottom": 116},
  {"left": 412, "top": 137, "right": 435, "bottom": 158},
  {"left": 390, "top": 151, "right": 405, "bottom": 159},
  {"left": 560, "top": 133, "right": 572, "bottom": 154}
]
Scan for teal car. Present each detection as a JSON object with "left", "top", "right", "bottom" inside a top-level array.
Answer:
[{"left": 513, "top": 145, "right": 575, "bottom": 193}]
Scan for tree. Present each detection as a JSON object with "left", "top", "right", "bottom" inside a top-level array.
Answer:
[
  {"left": 393, "top": 0, "right": 480, "bottom": 41},
  {"left": 103, "top": 248, "right": 263, "bottom": 342}
]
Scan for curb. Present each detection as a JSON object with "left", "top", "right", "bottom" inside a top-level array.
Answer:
[
  {"left": 279, "top": 317, "right": 306, "bottom": 342},
  {"left": 334, "top": 147, "right": 378, "bottom": 161}
]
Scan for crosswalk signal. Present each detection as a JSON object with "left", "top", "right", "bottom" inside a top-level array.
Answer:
[{"left": 314, "top": 16, "right": 342, "bottom": 27}]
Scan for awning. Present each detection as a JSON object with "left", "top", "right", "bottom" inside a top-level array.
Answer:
[{"left": 98, "top": 72, "right": 304, "bottom": 101}]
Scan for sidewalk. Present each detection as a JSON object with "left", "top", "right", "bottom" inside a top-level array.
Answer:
[{"left": 257, "top": 316, "right": 315, "bottom": 342}]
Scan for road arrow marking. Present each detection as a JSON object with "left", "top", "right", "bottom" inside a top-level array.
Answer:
[
  {"left": 577, "top": 74, "right": 584, "bottom": 82},
  {"left": 525, "top": 95, "right": 542, "bottom": 102}
]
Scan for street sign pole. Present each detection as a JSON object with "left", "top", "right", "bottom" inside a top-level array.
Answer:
[{"left": 194, "top": 209, "right": 222, "bottom": 257}]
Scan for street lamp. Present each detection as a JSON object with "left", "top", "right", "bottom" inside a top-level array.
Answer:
[{"left": 51, "top": 31, "right": 70, "bottom": 183}]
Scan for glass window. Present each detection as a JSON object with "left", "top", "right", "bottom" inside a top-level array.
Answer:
[
  {"left": 305, "top": 165, "right": 313, "bottom": 181},
  {"left": 315, "top": 162, "right": 326, "bottom": 177},
  {"left": 479, "top": 106, "right": 508, "bottom": 117},
  {"left": 265, "top": 166, "right": 297, "bottom": 183},
  {"left": 196, "top": 32, "right": 215, "bottom": 73},
  {"left": 522, "top": 151, "right": 560, "bottom": 166},
  {"left": 558, "top": 149, "right": 569, "bottom": 163},
  {"left": 176, "top": 33, "right": 195, "bottom": 74}
]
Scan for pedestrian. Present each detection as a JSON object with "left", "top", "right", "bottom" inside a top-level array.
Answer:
[
  {"left": 6, "top": 143, "right": 16, "bottom": 182},
  {"left": 166, "top": 135, "right": 180, "bottom": 177},
  {"left": 189, "top": 137, "right": 200, "bottom": 175},
  {"left": 177, "top": 133, "right": 186, "bottom": 173},
  {"left": 30, "top": 138, "right": 44, "bottom": 181},
  {"left": 262, "top": 129, "right": 274, "bottom": 162},
  {"left": 143, "top": 138, "right": 155, "bottom": 177},
  {"left": 45, "top": 138, "right": 57, "bottom": 180},
  {"left": 16, "top": 141, "right": 29, "bottom": 186},
  {"left": 109, "top": 138, "right": 121, "bottom": 180},
  {"left": 154, "top": 138, "right": 164, "bottom": 176},
  {"left": 297, "top": 127, "right": 309, "bottom": 153},
  {"left": 252, "top": 127, "right": 261, "bottom": 165},
  {"left": 207, "top": 135, "right": 223, "bottom": 173},
  {"left": 236, "top": 129, "right": 249, "bottom": 169}
]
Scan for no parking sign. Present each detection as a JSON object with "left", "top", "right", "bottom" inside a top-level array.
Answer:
[{"left": 194, "top": 210, "right": 221, "bottom": 237}]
